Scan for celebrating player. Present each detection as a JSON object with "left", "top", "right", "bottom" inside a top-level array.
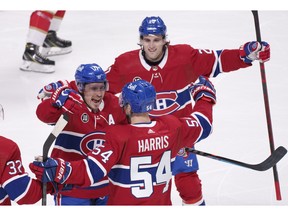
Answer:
[
  {"left": 30, "top": 77, "right": 216, "bottom": 205},
  {"left": 35, "top": 63, "right": 127, "bottom": 205},
  {"left": 20, "top": 10, "right": 72, "bottom": 73},
  {"left": 0, "top": 104, "right": 51, "bottom": 205},
  {"left": 104, "top": 16, "right": 270, "bottom": 205}
]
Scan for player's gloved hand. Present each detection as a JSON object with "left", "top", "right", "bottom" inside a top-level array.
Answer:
[
  {"left": 190, "top": 76, "right": 216, "bottom": 104},
  {"left": 51, "top": 86, "right": 83, "bottom": 114},
  {"left": 239, "top": 41, "right": 270, "bottom": 64},
  {"left": 29, "top": 158, "right": 72, "bottom": 184},
  {"left": 37, "top": 80, "right": 69, "bottom": 100}
]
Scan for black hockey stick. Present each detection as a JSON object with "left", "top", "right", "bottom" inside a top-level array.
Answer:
[
  {"left": 252, "top": 10, "right": 282, "bottom": 200},
  {"left": 42, "top": 113, "right": 69, "bottom": 205},
  {"left": 186, "top": 146, "right": 287, "bottom": 171}
]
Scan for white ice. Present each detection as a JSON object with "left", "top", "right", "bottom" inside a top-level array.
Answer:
[{"left": 0, "top": 10, "right": 287, "bottom": 211}]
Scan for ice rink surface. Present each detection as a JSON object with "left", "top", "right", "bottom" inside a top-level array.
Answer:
[{"left": 0, "top": 7, "right": 287, "bottom": 215}]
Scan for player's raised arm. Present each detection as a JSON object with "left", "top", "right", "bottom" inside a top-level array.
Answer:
[{"left": 179, "top": 76, "right": 216, "bottom": 147}]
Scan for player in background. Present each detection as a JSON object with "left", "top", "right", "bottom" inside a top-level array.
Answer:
[
  {"left": 20, "top": 10, "right": 72, "bottom": 73},
  {"left": 36, "top": 63, "right": 127, "bottom": 205},
  {"left": 0, "top": 104, "right": 54, "bottom": 205},
  {"left": 105, "top": 16, "right": 270, "bottom": 205},
  {"left": 30, "top": 78, "right": 216, "bottom": 205}
]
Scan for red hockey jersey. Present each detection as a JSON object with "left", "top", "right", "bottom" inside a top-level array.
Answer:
[
  {"left": 106, "top": 44, "right": 249, "bottom": 118},
  {"left": 65, "top": 99, "right": 213, "bottom": 205},
  {"left": 36, "top": 81, "right": 127, "bottom": 199},
  {"left": 0, "top": 136, "right": 42, "bottom": 205}
]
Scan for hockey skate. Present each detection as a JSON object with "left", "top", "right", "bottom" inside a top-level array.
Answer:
[
  {"left": 20, "top": 43, "right": 55, "bottom": 73},
  {"left": 41, "top": 30, "right": 72, "bottom": 57}
]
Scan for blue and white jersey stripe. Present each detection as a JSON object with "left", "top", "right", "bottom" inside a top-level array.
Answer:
[{"left": 2, "top": 173, "right": 30, "bottom": 202}]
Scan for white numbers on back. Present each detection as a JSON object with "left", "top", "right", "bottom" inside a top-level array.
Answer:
[
  {"left": 91, "top": 145, "right": 113, "bottom": 163},
  {"left": 6, "top": 160, "right": 23, "bottom": 175},
  {"left": 130, "top": 151, "right": 172, "bottom": 198}
]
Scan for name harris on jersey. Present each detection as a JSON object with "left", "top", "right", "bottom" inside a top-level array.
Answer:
[{"left": 138, "top": 135, "right": 169, "bottom": 153}]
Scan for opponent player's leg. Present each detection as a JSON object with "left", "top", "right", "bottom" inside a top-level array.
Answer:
[
  {"left": 20, "top": 11, "right": 55, "bottom": 73},
  {"left": 173, "top": 149, "right": 205, "bottom": 205},
  {"left": 42, "top": 10, "right": 72, "bottom": 57}
]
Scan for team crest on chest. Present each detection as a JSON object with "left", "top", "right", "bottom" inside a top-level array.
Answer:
[
  {"left": 80, "top": 131, "right": 106, "bottom": 156},
  {"left": 81, "top": 113, "right": 89, "bottom": 123},
  {"left": 150, "top": 86, "right": 191, "bottom": 117}
]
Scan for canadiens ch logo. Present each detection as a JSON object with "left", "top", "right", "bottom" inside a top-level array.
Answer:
[
  {"left": 80, "top": 131, "right": 106, "bottom": 156},
  {"left": 81, "top": 113, "right": 89, "bottom": 123},
  {"left": 128, "top": 80, "right": 191, "bottom": 117},
  {"left": 150, "top": 86, "right": 192, "bottom": 117},
  {"left": 150, "top": 91, "right": 180, "bottom": 117}
]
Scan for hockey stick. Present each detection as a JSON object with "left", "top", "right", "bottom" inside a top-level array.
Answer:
[
  {"left": 186, "top": 146, "right": 287, "bottom": 171},
  {"left": 42, "top": 113, "right": 69, "bottom": 205},
  {"left": 251, "top": 10, "right": 282, "bottom": 200}
]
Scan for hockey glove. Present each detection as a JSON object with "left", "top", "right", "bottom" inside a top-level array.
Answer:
[
  {"left": 29, "top": 158, "right": 72, "bottom": 184},
  {"left": 190, "top": 76, "right": 216, "bottom": 104},
  {"left": 46, "top": 182, "right": 73, "bottom": 195},
  {"left": 37, "top": 80, "right": 69, "bottom": 100},
  {"left": 239, "top": 41, "right": 270, "bottom": 64},
  {"left": 51, "top": 86, "right": 83, "bottom": 114}
]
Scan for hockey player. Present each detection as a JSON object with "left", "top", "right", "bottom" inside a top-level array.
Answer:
[
  {"left": 0, "top": 104, "right": 49, "bottom": 205},
  {"left": 30, "top": 78, "right": 216, "bottom": 205},
  {"left": 20, "top": 10, "right": 72, "bottom": 73},
  {"left": 35, "top": 63, "right": 127, "bottom": 205},
  {"left": 105, "top": 16, "right": 270, "bottom": 205},
  {"left": 0, "top": 136, "right": 43, "bottom": 205}
]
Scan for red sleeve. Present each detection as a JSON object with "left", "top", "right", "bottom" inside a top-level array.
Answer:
[
  {"left": 36, "top": 98, "right": 63, "bottom": 124},
  {"left": 179, "top": 99, "right": 214, "bottom": 149},
  {"left": 189, "top": 47, "right": 251, "bottom": 79},
  {"left": 16, "top": 179, "right": 42, "bottom": 205},
  {"left": 220, "top": 49, "right": 251, "bottom": 72},
  {"left": 0, "top": 136, "right": 42, "bottom": 204}
]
